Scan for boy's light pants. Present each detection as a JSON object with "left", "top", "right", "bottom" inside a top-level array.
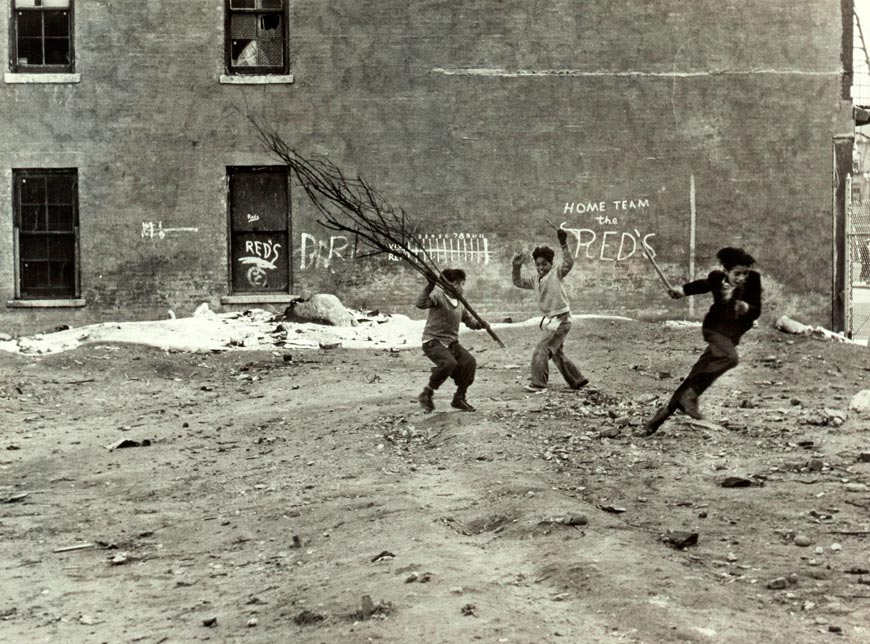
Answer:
[{"left": 530, "top": 313, "right": 586, "bottom": 388}]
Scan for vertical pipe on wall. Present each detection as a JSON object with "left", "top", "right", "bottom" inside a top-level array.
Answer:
[{"left": 689, "top": 174, "right": 696, "bottom": 318}]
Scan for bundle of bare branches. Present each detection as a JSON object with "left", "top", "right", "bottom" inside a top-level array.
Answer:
[{"left": 250, "top": 117, "right": 504, "bottom": 347}]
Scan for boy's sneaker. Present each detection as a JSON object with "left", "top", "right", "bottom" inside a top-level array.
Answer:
[
  {"left": 569, "top": 378, "right": 589, "bottom": 390},
  {"left": 677, "top": 389, "right": 703, "bottom": 420},
  {"left": 451, "top": 397, "right": 476, "bottom": 412},
  {"left": 418, "top": 389, "right": 434, "bottom": 413},
  {"left": 523, "top": 384, "right": 547, "bottom": 393},
  {"left": 641, "top": 405, "right": 672, "bottom": 436}
]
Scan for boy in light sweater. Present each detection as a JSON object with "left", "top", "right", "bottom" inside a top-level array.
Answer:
[
  {"left": 415, "top": 268, "right": 486, "bottom": 413},
  {"left": 512, "top": 229, "right": 588, "bottom": 392}
]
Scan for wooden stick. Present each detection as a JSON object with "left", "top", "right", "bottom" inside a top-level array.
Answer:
[
  {"left": 53, "top": 543, "right": 94, "bottom": 553},
  {"left": 639, "top": 243, "right": 674, "bottom": 290},
  {"left": 544, "top": 217, "right": 560, "bottom": 233}
]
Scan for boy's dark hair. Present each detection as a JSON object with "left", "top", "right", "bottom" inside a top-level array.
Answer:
[
  {"left": 716, "top": 247, "right": 756, "bottom": 270},
  {"left": 532, "top": 246, "right": 555, "bottom": 263},
  {"left": 441, "top": 268, "right": 466, "bottom": 283}
]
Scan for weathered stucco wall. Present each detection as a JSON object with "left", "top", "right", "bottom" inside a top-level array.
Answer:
[{"left": 0, "top": 0, "right": 854, "bottom": 333}]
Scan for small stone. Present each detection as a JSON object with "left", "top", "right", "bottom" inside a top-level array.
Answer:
[
  {"left": 794, "top": 535, "right": 812, "bottom": 547},
  {"left": 829, "top": 625, "right": 842, "bottom": 634},
  {"left": 814, "top": 616, "right": 829, "bottom": 625},
  {"left": 561, "top": 514, "right": 588, "bottom": 527},
  {"left": 767, "top": 577, "right": 788, "bottom": 590},
  {"left": 787, "top": 573, "right": 800, "bottom": 585},
  {"left": 202, "top": 616, "right": 218, "bottom": 627},
  {"left": 815, "top": 546, "right": 825, "bottom": 555},
  {"left": 247, "top": 618, "right": 258, "bottom": 627},
  {"left": 845, "top": 482, "right": 868, "bottom": 492},
  {"left": 830, "top": 543, "right": 842, "bottom": 551},
  {"left": 726, "top": 553, "right": 738, "bottom": 562},
  {"left": 450, "top": 586, "right": 464, "bottom": 595},
  {"left": 858, "top": 452, "right": 870, "bottom": 463},
  {"left": 803, "top": 601, "right": 816, "bottom": 611}
]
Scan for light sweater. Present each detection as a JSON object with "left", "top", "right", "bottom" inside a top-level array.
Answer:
[{"left": 512, "top": 246, "right": 573, "bottom": 317}]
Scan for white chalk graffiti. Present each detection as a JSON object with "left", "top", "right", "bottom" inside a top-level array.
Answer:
[
  {"left": 388, "top": 233, "right": 490, "bottom": 264},
  {"left": 299, "top": 233, "right": 350, "bottom": 270},
  {"left": 556, "top": 222, "right": 657, "bottom": 262},
  {"left": 141, "top": 221, "right": 200, "bottom": 239},
  {"left": 238, "top": 239, "right": 282, "bottom": 287}
]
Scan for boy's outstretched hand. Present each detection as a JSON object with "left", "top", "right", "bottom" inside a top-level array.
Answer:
[
  {"left": 667, "top": 287, "right": 685, "bottom": 299},
  {"left": 557, "top": 229, "right": 568, "bottom": 246},
  {"left": 734, "top": 300, "right": 750, "bottom": 315},
  {"left": 512, "top": 252, "right": 527, "bottom": 268}
]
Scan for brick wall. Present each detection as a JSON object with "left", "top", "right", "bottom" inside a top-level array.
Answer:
[{"left": 0, "top": 0, "right": 854, "bottom": 333}]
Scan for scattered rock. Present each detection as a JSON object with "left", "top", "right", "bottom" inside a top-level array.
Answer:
[
  {"left": 845, "top": 482, "right": 869, "bottom": 493},
  {"left": 106, "top": 439, "right": 151, "bottom": 450},
  {"left": 371, "top": 550, "right": 395, "bottom": 562},
  {"left": 794, "top": 535, "right": 813, "bottom": 547},
  {"left": 767, "top": 577, "right": 788, "bottom": 590},
  {"left": 857, "top": 452, "right": 870, "bottom": 463},
  {"left": 663, "top": 532, "right": 698, "bottom": 549},
  {"left": 247, "top": 618, "right": 258, "bottom": 627},
  {"left": 849, "top": 390, "right": 870, "bottom": 413},
  {"left": 284, "top": 294, "right": 359, "bottom": 327},
  {"left": 293, "top": 609, "right": 325, "bottom": 625},
  {"left": 597, "top": 504, "right": 627, "bottom": 514},
  {"left": 202, "top": 616, "right": 217, "bottom": 627},
  {"left": 561, "top": 514, "right": 588, "bottom": 527},
  {"left": 720, "top": 476, "right": 752, "bottom": 488},
  {"left": 461, "top": 603, "right": 477, "bottom": 617}
]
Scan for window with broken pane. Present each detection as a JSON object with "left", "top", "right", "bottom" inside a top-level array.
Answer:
[
  {"left": 11, "top": 0, "right": 74, "bottom": 73},
  {"left": 13, "top": 169, "right": 79, "bottom": 299},
  {"left": 226, "top": 0, "right": 288, "bottom": 74}
]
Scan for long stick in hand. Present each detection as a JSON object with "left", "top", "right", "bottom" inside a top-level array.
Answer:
[{"left": 638, "top": 240, "right": 674, "bottom": 290}]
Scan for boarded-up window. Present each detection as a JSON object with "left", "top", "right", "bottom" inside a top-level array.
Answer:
[
  {"left": 13, "top": 169, "right": 79, "bottom": 299},
  {"left": 12, "top": 0, "right": 74, "bottom": 73},
  {"left": 228, "top": 167, "right": 291, "bottom": 293},
  {"left": 225, "top": 0, "right": 288, "bottom": 74}
]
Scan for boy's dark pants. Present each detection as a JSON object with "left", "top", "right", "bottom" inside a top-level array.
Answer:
[
  {"left": 668, "top": 329, "right": 739, "bottom": 410},
  {"left": 423, "top": 340, "right": 476, "bottom": 397}
]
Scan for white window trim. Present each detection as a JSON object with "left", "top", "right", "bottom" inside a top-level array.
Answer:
[
  {"left": 5, "top": 72, "right": 81, "bottom": 84},
  {"left": 219, "top": 73, "right": 294, "bottom": 85},
  {"left": 221, "top": 294, "right": 295, "bottom": 305},
  {"left": 7, "top": 298, "right": 86, "bottom": 308}
]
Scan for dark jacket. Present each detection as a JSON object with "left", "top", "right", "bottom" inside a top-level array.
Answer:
[{"left": 683, "top": 270, "right": 762, "bottom": 340}]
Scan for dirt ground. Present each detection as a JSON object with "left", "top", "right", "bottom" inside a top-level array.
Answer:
[{"left": 2, "top": 318, "right": 870, "bottom": 644}]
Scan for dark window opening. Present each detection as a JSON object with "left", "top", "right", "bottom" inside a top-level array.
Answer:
[
  {"left": 13, "top": 169, "right": 80, "bottom": 299},
  {"left": 227, "top": 167, "right": 291, "bottom": 293},
  {"left": 11, "top": 1, "right": 74, "bottom": 73},
  {"left": 225, "top": 0, "right": 288, "bottom": 74}
]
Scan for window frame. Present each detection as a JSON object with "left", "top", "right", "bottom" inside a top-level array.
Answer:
[
  {"left": 12, "top": 168, "right": 80, "bottom": 300},
  {"left": 226, "top": 166, "right": 293, "bottom": 295},
  {"left": 9, "top": 0, "right": 75, "bottom": 74},
  {"left": 224, "top": 0, "right": 289, "bottom": 76}
]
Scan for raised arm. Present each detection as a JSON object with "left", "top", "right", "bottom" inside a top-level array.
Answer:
[
  {"left": 555, "top": 229, "right": 574, "bottom": 279},
  {"left": 512, "top": 252, "right": 533, "bottom": 290},
  {"left": 414, "top": 279, "right": 437, "bottom": 309}
]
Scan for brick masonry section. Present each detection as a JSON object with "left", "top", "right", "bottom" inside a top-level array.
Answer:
[{"left": 0, "top": 1, "right": 854, "bottom": 333}]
